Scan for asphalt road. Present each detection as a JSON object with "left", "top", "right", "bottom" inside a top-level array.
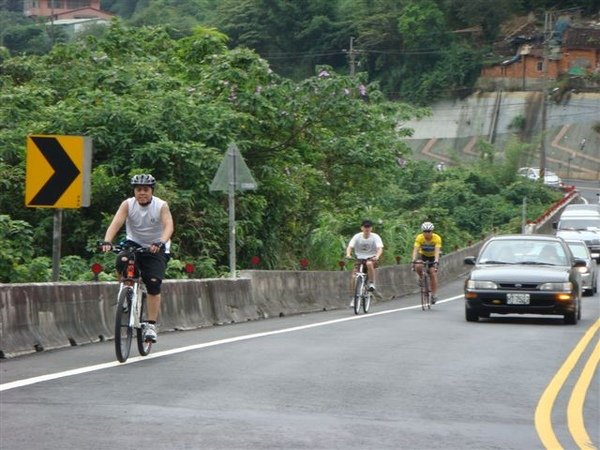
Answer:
[
  {"left": 564, "top": 178, "right": 600, "bottom": 204},
  {"left": 1, "top": 274, "right": 598, "bottom": 450}
]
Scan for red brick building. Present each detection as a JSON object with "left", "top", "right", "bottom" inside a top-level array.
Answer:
[
  {"left": 479, "top": 24, "right": 600, "bottom": 90},
  {"left": 24, "top": 0, "right": 113, "bottom": 20}
]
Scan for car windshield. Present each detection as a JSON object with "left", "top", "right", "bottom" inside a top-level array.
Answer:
[
  {"left": 479, "top": 240, "right": 569, "bottom": 266},
  {"left": 558, "top": 219, "right": 600, "bottom": 231},
  {"left": 567, "top": 243, "right": 589, "bottom": 259}
]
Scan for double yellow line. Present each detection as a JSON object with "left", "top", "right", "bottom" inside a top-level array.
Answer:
[{"left": 535, "top": 318, "right": 600, "bottom": 449}]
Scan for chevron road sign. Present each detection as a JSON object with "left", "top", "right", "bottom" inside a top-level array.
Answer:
[{"left": 25, "top": 135, "right": 92, "bottom": 208}]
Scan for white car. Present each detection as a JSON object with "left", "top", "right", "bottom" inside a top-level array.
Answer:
[
  {"left": 565, "top": 239, "right": 598, "bottom": 295},
  {"left": 518, "top": 167, "right": 563, "bottom": 188}
]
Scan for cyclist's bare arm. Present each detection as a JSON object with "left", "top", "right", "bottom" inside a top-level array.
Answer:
[
  {"left": 159, "top": 203, "right": 174, "bottom": 244},
  {"left": 373, "top": 248, "right": 383, "bottom": 261},
  {"left": 101, "top": 200, "right": 129, "bottom": 251}
]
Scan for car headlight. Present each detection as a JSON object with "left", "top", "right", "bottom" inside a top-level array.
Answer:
[
  {"left": 467, "top": 280, "right": 498, "bottom": 289},
  {"left": 539, "top": 282, "right": 572, "bottom": 292},
  {"left": 576, "top": 266, "right": 589, "bottom": 274}
]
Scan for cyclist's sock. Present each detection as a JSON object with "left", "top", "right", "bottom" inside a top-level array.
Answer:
[{"left": 147, "top": 320, "right": 156, "bottom": 324}]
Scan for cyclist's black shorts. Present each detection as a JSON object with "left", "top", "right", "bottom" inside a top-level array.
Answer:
[
  {"left": 137, "top": 252, "right": 169, "bottom": 283},
  {"left": 416, "top": 255, "right": 437, "bottom": 268},
  {"left": 115, "top": 246, "right": 170, "bottom": 286}
]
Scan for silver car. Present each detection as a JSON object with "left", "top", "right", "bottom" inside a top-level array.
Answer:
[
  {"left": 565, "top": 239, "right": 598, "bottom": 296},
  {"left": 517, "top": 167, "right": 563, "bottom": 188}
]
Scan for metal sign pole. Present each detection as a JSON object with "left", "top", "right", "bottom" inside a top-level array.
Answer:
[
  {"left": 209, "top": 142, "right": 257, "bottom": 279},
  {"left": 228, "top": 146, "right": 236, "bottom": 278},
  {"left": 52, "top": 209, "right": 62, "bottom": 281}
]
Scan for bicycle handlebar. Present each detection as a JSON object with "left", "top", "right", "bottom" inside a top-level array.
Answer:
[{"left": 97, "top": 241, "right": 150, "bottom": 254}]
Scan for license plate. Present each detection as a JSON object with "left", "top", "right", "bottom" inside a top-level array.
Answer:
[{"left": 507, "top": 293, "right": 530, "bottom": 305}]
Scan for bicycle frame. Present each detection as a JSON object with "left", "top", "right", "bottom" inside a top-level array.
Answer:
[
  {"left": 414, "top": 260, "right": 436, "bottom": 310},
  {"left": 353, "top": 259, "right": 372, "bottom": 315},
  {"left": 113, "top": 245, "right": 151, "bottom": 363}
]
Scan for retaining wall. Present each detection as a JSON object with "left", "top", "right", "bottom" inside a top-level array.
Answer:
[{"left": 0, "top": 242, "right": 483, "bottom": 359}]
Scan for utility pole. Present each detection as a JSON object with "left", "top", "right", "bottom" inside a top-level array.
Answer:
[
  {"left": 539, "top": 11, "right": 551, "bottom": 182},
  {"left": 346, "top": 37, "right": 356, "bottom": 76}
]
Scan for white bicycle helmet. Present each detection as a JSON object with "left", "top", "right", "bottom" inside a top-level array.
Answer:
[
  {"left": 130, "top": 174, "right": 156, "bottom": 187},
  {"left": 421, "top": 221, "right": 434, "bottom": 232}
]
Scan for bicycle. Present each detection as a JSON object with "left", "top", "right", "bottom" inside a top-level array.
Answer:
[
  {"left": 105, "top": 243, "right": 153, "bottom": 363},
  {"left": 352, "top": 259, "right": 373, "bottom": 315},
  {"left": 412, "top": 260, "right": 437, "bottom": 310}
]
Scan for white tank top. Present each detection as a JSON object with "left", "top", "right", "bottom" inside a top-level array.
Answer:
[{"left": 125, "top": 196, "right": 170, "bottom": 253}]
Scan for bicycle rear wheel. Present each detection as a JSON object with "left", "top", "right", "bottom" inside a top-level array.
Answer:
[
  {"left": 115, "top": 287, "right": 133, "bottom": 363},
  {"left": 137, "top": 292, "right": 152, "bottom": 356},
  {"left": 354, "top": 276, "right": 364, "bottom": 315}
]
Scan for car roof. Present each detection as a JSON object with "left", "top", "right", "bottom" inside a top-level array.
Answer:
[
  {"left": 486, "top": 234, "right": 562, "bottom": 242},
  {"left": 564, "top": 204, "right": 600, "bottom": 213},
  {"left": 564, "top": 239, "right": 587, "bottom": 246},
  {"left": 560, "top": 211, "right": 600, "bottom": 218}
]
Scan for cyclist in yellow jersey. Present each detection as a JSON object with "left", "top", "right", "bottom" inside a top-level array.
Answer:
[{"left": 411, "top": 222, "right": 442, "bottom": 304}]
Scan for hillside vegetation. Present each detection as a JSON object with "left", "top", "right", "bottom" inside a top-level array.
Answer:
[{"left": 0, "top": 20, "right": 562, "bottom": 283}]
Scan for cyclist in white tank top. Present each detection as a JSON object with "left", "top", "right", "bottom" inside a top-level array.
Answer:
[{"left": 100, "top": 174, "right": 174, "bottom": 343}]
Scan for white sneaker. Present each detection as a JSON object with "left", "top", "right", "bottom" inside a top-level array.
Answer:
[
  {"left": 349, "top": 298, "right": 355, "bottom": 308},
  {"left": 368, "top": 282, "right": 376, "bottom": 292},
  {"left": 144, "top": 323, "right": 157, "bottom": 342}
]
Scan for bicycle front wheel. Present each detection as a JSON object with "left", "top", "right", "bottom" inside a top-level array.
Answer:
[
  {"left": 137, "top": 292, "right": 152, "bottom": 356},
  {"left": 115, "top": 287, "right": 133, "bottom": 363},
  {"left": 363, "top": 291, "right": 371, "bottom": 313},
  {"left": 421, "top": 275, "right": 430, "bottom": 311},
  {"left": 354, "top": 276, "right": 364, "bottom": 315}
]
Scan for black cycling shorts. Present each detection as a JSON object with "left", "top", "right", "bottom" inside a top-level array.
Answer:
[{"left": 115, "top": 251, "right": 169, "bottom": 285}]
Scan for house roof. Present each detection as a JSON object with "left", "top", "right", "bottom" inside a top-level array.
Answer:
[
  {"left": 563, "top": 27, "right": 600, "bottom": 49},
  {"left": 54, "top": 7, "right": 114, "bottom": 20}
]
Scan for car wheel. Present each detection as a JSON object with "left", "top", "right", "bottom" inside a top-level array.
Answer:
[
  {"left": 577, "top": 299, "right": 581, "bottom": 321},
  {"left": 465, "top": 306, "right": 479, "bottom": 322},
  {"left": 564, "top": 310, "right": 577, "bottom": 325}
]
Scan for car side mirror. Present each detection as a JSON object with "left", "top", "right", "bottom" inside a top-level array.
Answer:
[
  {"left": 572, "top": 258, "right": 587, "bottom": 268},
  {"left": 464, "top": 256, "right": 476, "bottom": 265},
  {"left": 552, "top": 222, "right": 557, "bottom": 230}
]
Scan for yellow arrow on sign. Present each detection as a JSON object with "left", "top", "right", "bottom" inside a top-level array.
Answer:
[{"left": 25, "top": 135, "right": 92, "bottom": 208}]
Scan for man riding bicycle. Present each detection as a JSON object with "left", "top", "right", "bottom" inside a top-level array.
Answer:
[
  {"left": 346, "top": 219, "right": 384, "bottom": 293},
  {"left": 100, "top": 174, "right": 174, "bottom": 343},
  {"left": 411, "top": 221, "right": 442, "bottom": 304}
]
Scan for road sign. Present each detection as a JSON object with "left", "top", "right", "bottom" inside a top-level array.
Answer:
[
  {"left": 209, "top": 143, "right": 257, "bottom": 192},
  {"left": 25, "top": 135, "right": 92, "bottom": 208},
  {"left": 209, "top": 142, "right": 257, "bottom": 278}
]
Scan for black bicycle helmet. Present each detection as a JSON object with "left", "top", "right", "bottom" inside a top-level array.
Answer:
[{"left": 130, "top": 174, "right": 156, "bottom": 187}]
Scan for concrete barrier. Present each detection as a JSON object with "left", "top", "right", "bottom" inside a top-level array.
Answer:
[{"left": 0, "top": 242, "right": 484, "bottom": 359}]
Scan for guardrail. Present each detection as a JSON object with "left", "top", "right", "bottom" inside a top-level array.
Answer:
[
  {"left": 524, "top": 185, "right": 580, "bottom": 234},
  {"left": 0, "top": 242, "right": 483, "bottom": 359}
]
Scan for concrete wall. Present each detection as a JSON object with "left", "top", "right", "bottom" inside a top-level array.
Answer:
[{"left": 0, "top": 243, "right": 483, "bottom": 359}]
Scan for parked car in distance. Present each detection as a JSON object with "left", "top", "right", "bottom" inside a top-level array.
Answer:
[
  {"left": 463, "top": 235, "right": 586, "bottom": 324},
  {"left": 517, "top": 167, "right": 563, "bottom": 188},
  {"left": 564, "top": 239, "right": 598, "bottom": 296}
]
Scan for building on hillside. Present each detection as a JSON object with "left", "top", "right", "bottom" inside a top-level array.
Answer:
[
  {"left": 479, "top": 16, "right": 600, "bottom": 91},
  {"left": 24, "top": 0, "right": 114, "bottom": 20}
]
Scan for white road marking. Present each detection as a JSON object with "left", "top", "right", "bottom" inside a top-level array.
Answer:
[{"left": 0, "top": 295, "right": 464, "bottom": 392}]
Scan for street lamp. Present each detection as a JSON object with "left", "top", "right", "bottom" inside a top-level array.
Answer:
[{"left": 567, "top": 153, "right": 574, "bottom": 178}]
